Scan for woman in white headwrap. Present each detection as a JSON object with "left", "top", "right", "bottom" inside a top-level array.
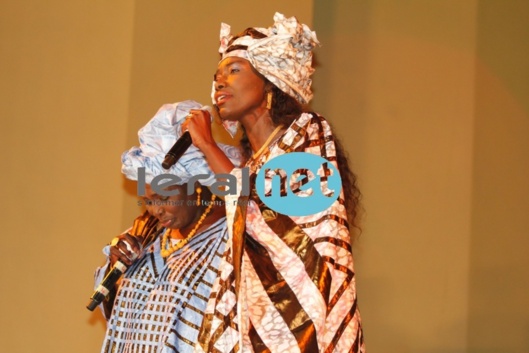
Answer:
[
  {"left": 184, "top": 13, "right": 365, "bottom": 353},
  {"left": 93, "top": 100, "right": 244, "bottom": 352}
]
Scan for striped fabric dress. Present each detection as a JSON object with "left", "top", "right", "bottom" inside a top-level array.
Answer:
[
  {"left": 97, "top": 217, "right": 229, "bottom": 353},
  {"left": 197, "top": 112, "right": 365, "bottom": 352}
]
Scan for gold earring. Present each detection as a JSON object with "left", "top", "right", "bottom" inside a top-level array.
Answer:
[
  {"left": 196, "top": 186, "right": 202, "bottom": 206},
  {"left": 266, "top": 92, "right": 272, "bottom": 110}
]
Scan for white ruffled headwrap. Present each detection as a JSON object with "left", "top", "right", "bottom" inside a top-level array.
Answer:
[
  {"left": 213, "top": 12, "right": 320, "bottom": 136},
  {"left": 121, "top": 100, "right": 243, "bottom": 185}
]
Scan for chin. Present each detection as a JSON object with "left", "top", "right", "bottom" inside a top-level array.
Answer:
[
  {"left": 217, "top": 107, "right": 233, "bottom": 120},
  {"left": 218, "top": 111, "right": 230, "bottom": 120}
]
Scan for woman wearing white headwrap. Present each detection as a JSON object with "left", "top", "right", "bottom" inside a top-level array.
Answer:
[
  {"left": 93, "top": 100, "right": 244, "bottom": 352},
  {"left": 184, "top": 13, "right": 365, "bottom": 353}
]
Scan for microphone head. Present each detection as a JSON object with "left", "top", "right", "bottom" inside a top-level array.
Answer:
[
  {"left": 86, "top": 292, "right": 105, "bottom": 311},
  {"left": 86, "top": 299, "right": 99, "bottom": 311}
]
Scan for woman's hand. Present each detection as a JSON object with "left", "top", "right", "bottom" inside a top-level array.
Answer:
[
  {"left": 108, "top": 233, "right": 143, "bottom": 267},
  {"left": 181, "top": 109, "right": 216, "bottom": 151},
  {"left": 181, "top": 109, "right": 236, "bottom": 175}
]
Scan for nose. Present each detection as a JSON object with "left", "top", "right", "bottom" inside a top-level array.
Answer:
[{"left": 214, "top": 77, "right": 225, "bottom": 91}]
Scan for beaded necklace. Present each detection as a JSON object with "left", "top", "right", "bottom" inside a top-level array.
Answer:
[{"left": 160, "top": 195, "right": 217, "bottom": 259}]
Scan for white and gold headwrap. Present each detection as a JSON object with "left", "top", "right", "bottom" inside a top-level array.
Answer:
[
  {"left": 121, "top": 100, "right": 243, "bottom": 185},
  {"left": 217, "top": 12, "right": 320, "bottom": 105}
]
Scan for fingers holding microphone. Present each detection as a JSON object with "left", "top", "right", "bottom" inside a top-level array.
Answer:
[
  {"left": 86, "top": 234, "right": 142, "bottom": 311},
  {"left": 181, "top": 109, "right": 216, "bottom": 150},
  {"left": 108, "top": 233, "right": 143, "bottom": 267}
]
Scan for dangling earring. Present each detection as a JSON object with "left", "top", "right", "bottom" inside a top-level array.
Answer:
[
  {"left": 266, "top": 92, "right": 273, "bottom": 110},
  {"left": 196, "top": 186, "right": 202, "bottom": 206}
]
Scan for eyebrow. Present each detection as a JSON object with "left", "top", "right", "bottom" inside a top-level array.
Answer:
[{"left": 214, "top": 59, "right": 245, "bottom": 79}]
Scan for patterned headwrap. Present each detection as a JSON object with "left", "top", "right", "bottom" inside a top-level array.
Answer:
[
  {"left": 121, "top": 100, "right": 243, "bottom": 185},
  {"left": 218, "top": 12, "right": 319, "bottom": 104}
]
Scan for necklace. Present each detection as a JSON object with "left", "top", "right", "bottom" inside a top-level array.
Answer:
[
  {"left": 160, "top": 195, "right": 217, "bottom": 259},
  {"left": 251, "top": 124, "right": 284, "bottom": 160}
]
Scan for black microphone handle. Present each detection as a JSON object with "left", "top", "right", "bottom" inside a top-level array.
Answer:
[
  {"left": 86, "top": 261, "right": 127, "bottom": 311},
  {"left": 162, "top": 131, "right": 193, "bottom": 169}
]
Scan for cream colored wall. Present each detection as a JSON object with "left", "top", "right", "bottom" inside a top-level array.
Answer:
[
  {"left": 1, "top": 1, "right": 528, "bottom": 352},
  {"left": 468, "top": 1, "right": 529, "bottom": 351},
  {"left": 0, "top": 1, "right": 135, "bottom": 352}
]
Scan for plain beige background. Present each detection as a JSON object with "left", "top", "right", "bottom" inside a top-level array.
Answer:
[{"left": 1, "top": 1, "right": 528, "bottom": 352}]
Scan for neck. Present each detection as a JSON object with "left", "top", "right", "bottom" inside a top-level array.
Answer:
[
  {"left": 179, "top": 206, "right": 206, "bottom": 235},
  {"left": 240, "top": 110, "right": 281, "bottom": 153}
]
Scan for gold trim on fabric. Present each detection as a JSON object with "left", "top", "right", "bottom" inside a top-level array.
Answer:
[{"left": 232, "top": 195, "right": 248, "bottom": 294}]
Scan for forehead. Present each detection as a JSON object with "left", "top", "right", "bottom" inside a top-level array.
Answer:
[
  {"left": 217, "top": 56, "right": 251, "bottom": 70},
  {"left": 216, "top": 57, "right": 266, "bottom": 83}
]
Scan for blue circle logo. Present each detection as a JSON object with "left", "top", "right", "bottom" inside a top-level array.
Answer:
[{"left": 255, "top": 152, "right": 342, "bottom": 216}]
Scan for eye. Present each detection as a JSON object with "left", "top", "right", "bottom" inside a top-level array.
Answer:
[
  {"left": 159, "top": 196, "right": 169, "bottom": 202},
  {"left": 229, "top": 67, "right": 239, "bottom": 74}
]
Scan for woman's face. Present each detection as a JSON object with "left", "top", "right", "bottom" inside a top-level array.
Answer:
[
  {"left": 213, "top": 57, "right": 267, "bottom": 121},
  {"left": 142, "top": 183, "right": 199, "bottom": 230}
]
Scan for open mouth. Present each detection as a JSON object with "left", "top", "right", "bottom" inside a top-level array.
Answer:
[
  {"left": 215, "top": 93, "right": 230, "bottom": 106},
  {"left": 159, "top": 218, "right": 173, "bottom": 228}
]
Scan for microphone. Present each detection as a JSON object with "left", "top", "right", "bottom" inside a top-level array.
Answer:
[
  {"left": 161, "top": 105, "right": 212, "bottom": 169},
  {"left": 86, "top": 260, "right": 128, "bottom": 311},
  {"left": 87, "top": 224, "right": 160, "bottom": 312},
  {"left": 161, "top": 130, "right": 192, "bottom": 169}
]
